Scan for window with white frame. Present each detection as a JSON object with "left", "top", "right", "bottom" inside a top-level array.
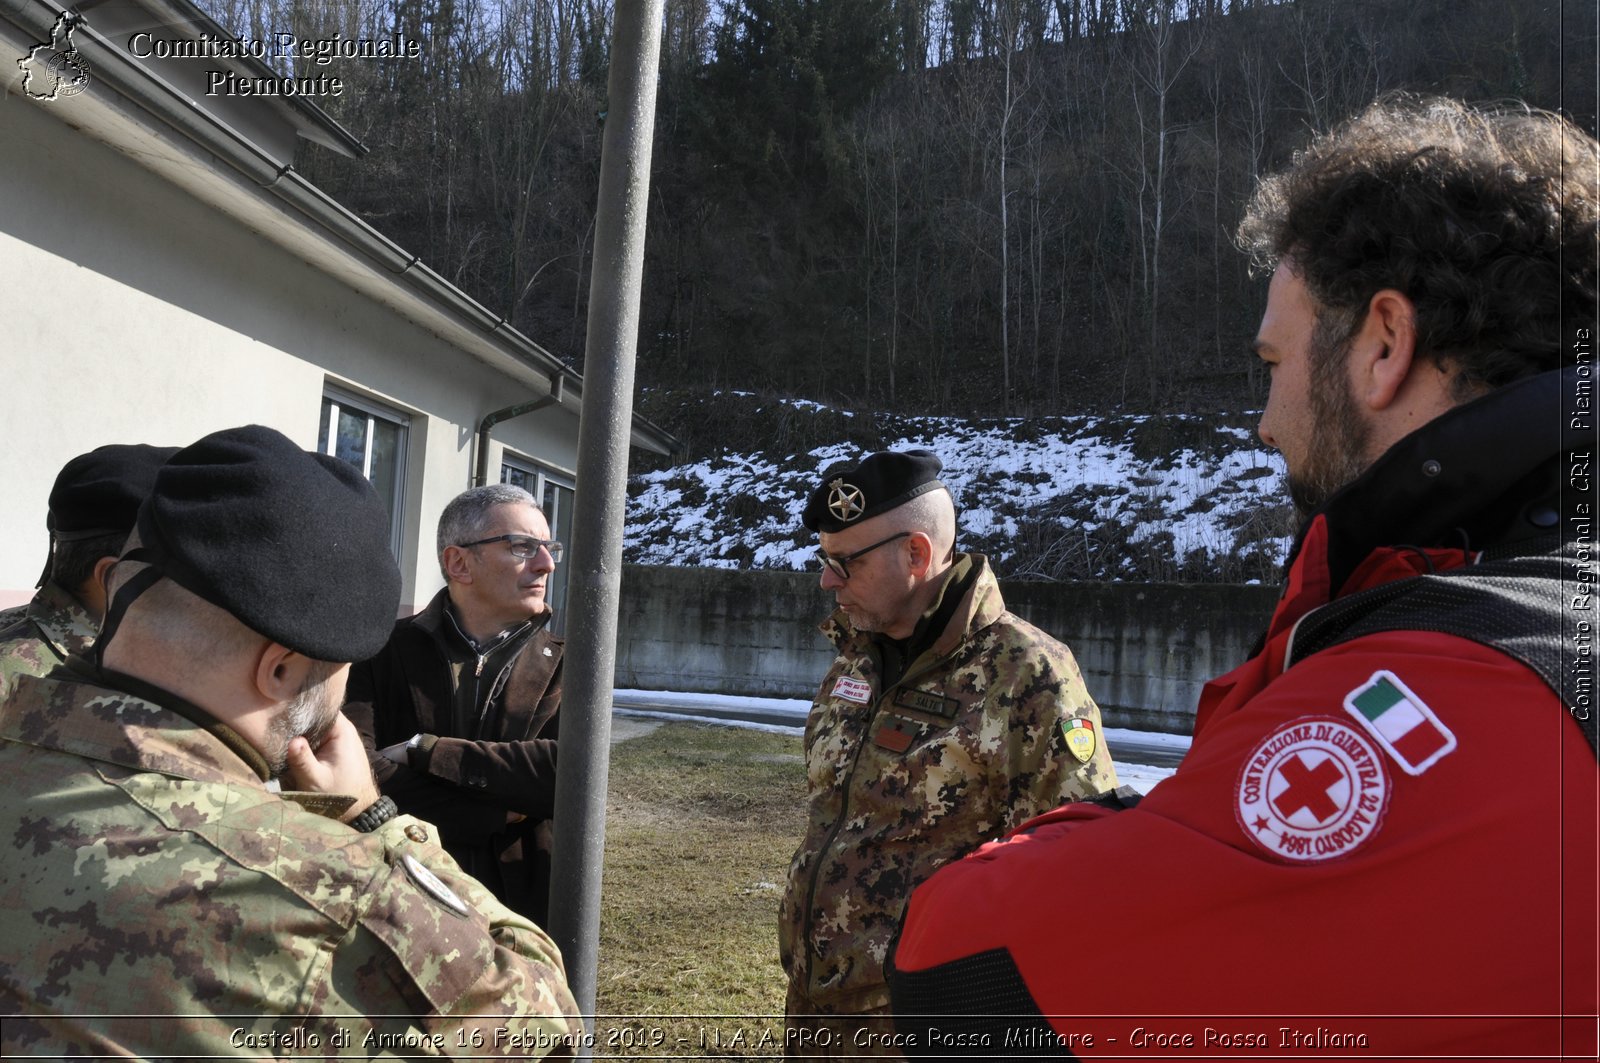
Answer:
[
  {"left": 318, "top": 388, "right": 408, "bottom": 558},
  {"left": 502, "top": 456, "right": 574, "bottom": 631}
]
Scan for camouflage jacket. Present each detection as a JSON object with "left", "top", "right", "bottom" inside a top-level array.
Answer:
[
  {"left": 0, "top": 666, "right": 582, "bottom": 1058},
  {"left": 778, "top": 555, "right": 1118, "bottom": 1014},
  {"left": 0, "top": 580, "right": 97, "bottom": 701}
]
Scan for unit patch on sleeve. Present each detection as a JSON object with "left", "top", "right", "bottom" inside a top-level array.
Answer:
[
  {"left": 1234, "top": 716, "right": 1391, "bottom": 863},
  {"left": 1060, "top": 717, "right": 1097, "bottom": 764},
  {"left": 831, "top": 676, "right": 872, "bottom": 704},
  {"left": 1343, "top": 670, "right": 1457, "bottom": 776}
]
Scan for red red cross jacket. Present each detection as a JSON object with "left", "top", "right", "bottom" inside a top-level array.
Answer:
[{"left": 888, "top": 368, "right": 1599, "bottom": 1060}]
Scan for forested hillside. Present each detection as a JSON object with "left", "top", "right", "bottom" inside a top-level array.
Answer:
[{"left": 202, "top": 0, "right": 1594, "bottom": 419}]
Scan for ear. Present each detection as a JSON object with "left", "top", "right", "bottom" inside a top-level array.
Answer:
[
  {"left": 253, "top": 642, "right": 312, "bottom": 702},
  {"left": 1351, "top": 288, "right": 1419, "bottom": 412},
  {"left": 79, "top": 554, "right": 120, "bottom": 622},
  {"left": 441, "top": 545, "right": 474, "bottom": 585},
  {"left": 905, "top": 532, "right": 934, "bottom": 578}
]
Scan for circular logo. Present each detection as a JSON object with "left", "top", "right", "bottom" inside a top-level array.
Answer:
[
  {"left": 46, "top": 49, "right": 91, "bottom": 97},
  {"left": 827, "top": 479, "right": 865, "bottom": 522},
  {"left": 1235, "top": 716, "right": 1391, "bottom": 863}
]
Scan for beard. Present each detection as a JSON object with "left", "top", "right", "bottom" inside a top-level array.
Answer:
[
  {"left": 265, "top": 661, "right": 342, "bottom": 777},
  {"left": 842, "top": 603, "right": 896, "bottom": 634},
  {"left": 1286, "top": 313, "right": 1373, "bottom": 520}
]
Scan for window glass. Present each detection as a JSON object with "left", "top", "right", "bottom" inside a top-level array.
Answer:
[
  {"left": 503, "top": 465, "right": 534, "bottom": 492},
  {"left": 319, "top": 391, "right": 408, "bottom": 558},
  {"left": 369, "top": 418, "right": 403, "bottom": 521},
  {"left": 501, "top": 457, "right": 574, "bottom": 632},
  {"left": 335, "top": 407, "right": 368, "bottom": 471}
]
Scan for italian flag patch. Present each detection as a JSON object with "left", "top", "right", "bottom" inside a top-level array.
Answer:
[
  {"left": 1343, "top": 670, "right": 1457, "bottom": 776},
  {"left": 1060, "top": 717, "right": 1096, "bottom": 764}
]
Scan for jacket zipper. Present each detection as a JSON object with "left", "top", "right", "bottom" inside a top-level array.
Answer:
[{"left": 476, "top": 632, "right": 533, "bottom": 739}]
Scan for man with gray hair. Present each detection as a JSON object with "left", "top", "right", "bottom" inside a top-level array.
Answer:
[
  {"left": 0, "top": 426, "right": 579, "bottom": 1055},
  {"left": 347, "top": 483, "right": 566, "bottom": 926}
]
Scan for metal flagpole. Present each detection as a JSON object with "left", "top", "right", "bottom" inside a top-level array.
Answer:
[{"left": 546, "top": 0, "right": 663, "bottom": 1045}]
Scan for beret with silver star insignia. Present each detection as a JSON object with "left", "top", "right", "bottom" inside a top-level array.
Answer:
[{"left": 801, "top": 449, "right": 945, "bottom": 533}]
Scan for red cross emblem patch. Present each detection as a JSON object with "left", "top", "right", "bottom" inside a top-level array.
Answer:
[{"left": 1234, "top": 716, "right": 1392, "bottom": 863}]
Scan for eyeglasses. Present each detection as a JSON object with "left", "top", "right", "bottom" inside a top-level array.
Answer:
[
  {"left": 457, "top": 534, "right": 564, "bottom": 563},
  {"left": 815, "top": 531, "right": 910, "bottom": 580}
]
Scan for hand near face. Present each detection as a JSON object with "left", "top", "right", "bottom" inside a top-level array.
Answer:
[{"left": 284, "top": 711, "right": 382, "bottom": 821}]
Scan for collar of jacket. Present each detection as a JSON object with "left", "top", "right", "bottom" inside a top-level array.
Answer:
[
  {"left": 5, "top": 655, "right": 275, "bottom": 785},
  {"left": 821, "top": 552, "right": 1006, "bottom": 658},
  {"left": 1282, "top": 365, "right": 1578, "bottom": 602},
  {"left": 411, "top": 586, "right": 549, "bottom": 657},
  {"left": 25, "top": 579, "right": 98, "bottom": 661}
]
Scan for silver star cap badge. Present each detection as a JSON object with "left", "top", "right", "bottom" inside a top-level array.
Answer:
[{"left": 827, "top": 478, "right": 865, "bottom": 522}]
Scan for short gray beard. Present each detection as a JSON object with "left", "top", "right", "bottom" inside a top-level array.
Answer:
[
  {"left": 846, "top": 607, "right": 893, "bottom": 634},
  {"left": 265, "top": 663, "right": 340, "bottom": 777}
]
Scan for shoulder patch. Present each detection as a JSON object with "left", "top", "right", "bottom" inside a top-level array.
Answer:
[
  {"left": 1235, "top": 716, "right": 1391, "bottom": 863},
  {"left": 402, "top": 853, "right": 471, "bottom": 918},
  {"left": 831, "top": 676, "right": 871, "bottom": 704},
  {"left": 1060, "top": 717, "right": 1096, "bottom": 764},
  {"left": 1343, "top": 670, "right": 1457, "bottom": 776}
]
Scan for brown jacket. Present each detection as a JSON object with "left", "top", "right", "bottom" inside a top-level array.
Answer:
[{"left": 346, "top": 588, "right": 563, "bottom": 926}]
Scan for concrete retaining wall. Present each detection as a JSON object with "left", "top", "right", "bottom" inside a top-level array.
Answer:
[{"left": 615, "top": 565, "right": 1281, "bottom": 734}]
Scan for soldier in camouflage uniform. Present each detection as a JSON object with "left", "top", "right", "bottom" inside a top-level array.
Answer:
[
  {"left": 0, "top": 579, "right": 96, "bottom": 696},
  {"left": 0, "top": 426, "right": 581, "bottom": 1058},
  {"left": 0, "top": 443, "right": 175, "bottom": 699},
  {"left": 778, "top": 450, "right": 1117, "bottom": 1058}
]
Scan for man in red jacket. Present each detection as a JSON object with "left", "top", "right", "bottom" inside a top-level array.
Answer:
[
  {"left": 888, "top": 95, "right": 1598, "bottom": 1059},
  {"left": 346, "top": 483, "right": 564, "bottom": 926}
]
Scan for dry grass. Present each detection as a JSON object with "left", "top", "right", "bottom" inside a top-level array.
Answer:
[{"left": 593, "top": 722, "right": 807, "bottom": 1057}]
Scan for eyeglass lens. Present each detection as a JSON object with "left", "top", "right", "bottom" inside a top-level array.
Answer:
[{"left": 511, "top": 538, "right": 563, "bottom": 563}]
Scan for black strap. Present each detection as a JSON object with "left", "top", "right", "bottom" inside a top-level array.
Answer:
[
  {"left": 93, "top": 547, "right": 164, "bottom": 665},
  {"left": 1284, "top": 537, "right": 1597, "bottom": 757}
]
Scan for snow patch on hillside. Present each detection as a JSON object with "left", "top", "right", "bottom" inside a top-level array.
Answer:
[{"left": 627, "top": 402, "right": 1295, "bottom": 582}]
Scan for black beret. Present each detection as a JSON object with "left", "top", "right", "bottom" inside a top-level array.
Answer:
[
  {"left": 48, "top": 444, "right": 180, "bottom": 541},
  {"left": 802, "top": 449, "right": 945, "bottom": 533},
  {"left": 135, "top": 424, "right": 401, "bottom": 662}
]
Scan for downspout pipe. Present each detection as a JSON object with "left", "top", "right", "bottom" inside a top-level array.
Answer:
[{"left": 473, "top": 375, "right": 567, "bottom": 487}]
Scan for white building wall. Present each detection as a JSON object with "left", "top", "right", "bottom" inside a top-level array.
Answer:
[{"left": 0, "top": 95, "right": 582, "bottom": 613}]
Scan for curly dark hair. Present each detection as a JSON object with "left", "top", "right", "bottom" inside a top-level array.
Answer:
[{"left": 1237, "top": 94, "right": 1599, "bottom": 394}]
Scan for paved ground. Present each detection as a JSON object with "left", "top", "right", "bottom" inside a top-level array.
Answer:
[
  {"left": 609, "top": 717, "right": 663, "bottom": 744},
  {"left": 611, "top": 689, "right": 1191, "bottom": 767},
  {"left": 606, "top": 696, "right": 1181, "bottom": 791}
]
